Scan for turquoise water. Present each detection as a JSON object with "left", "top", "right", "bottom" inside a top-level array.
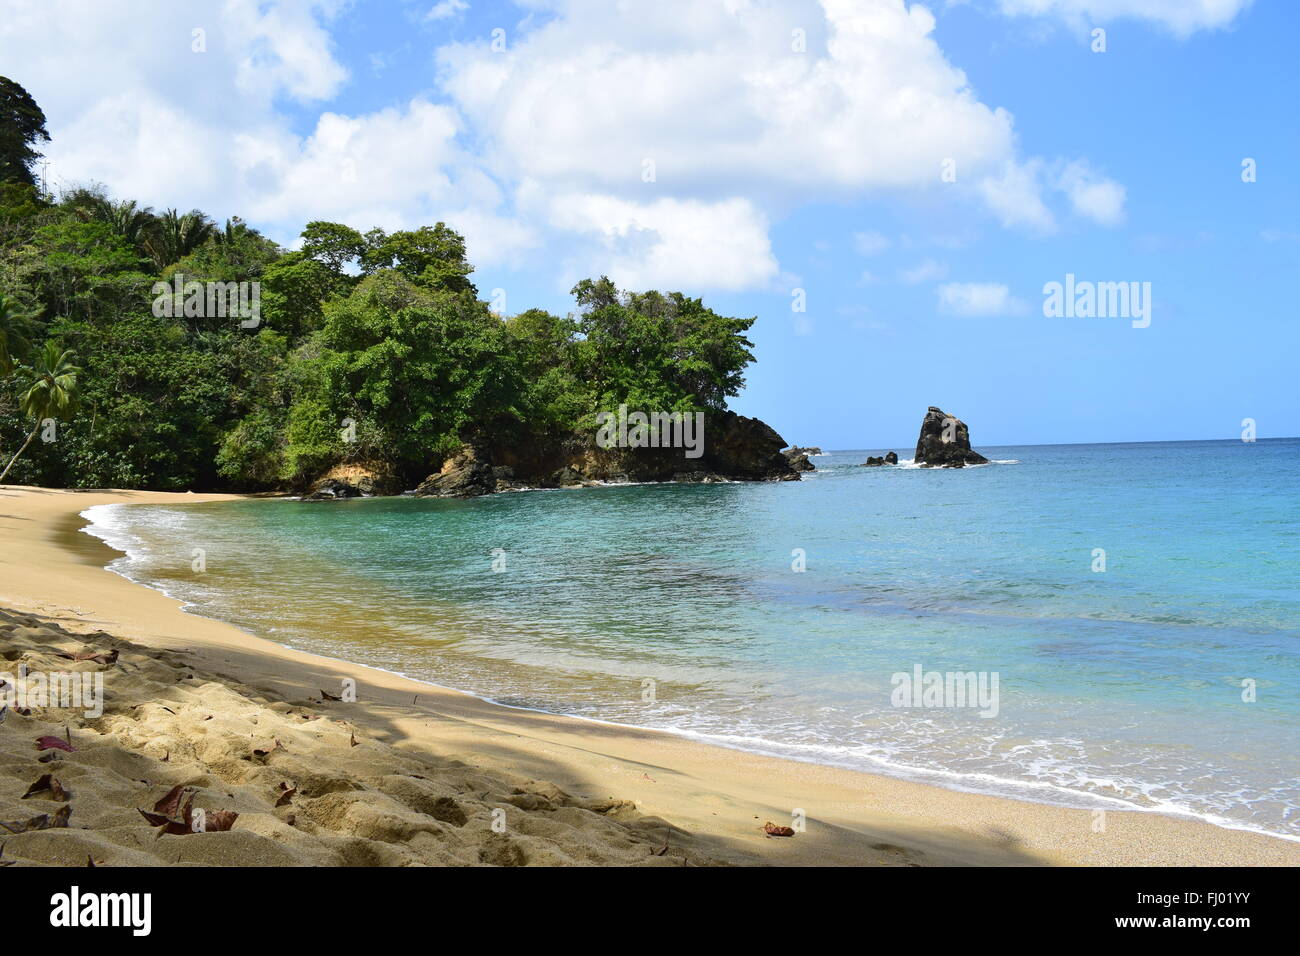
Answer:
[{"left": 85, "top": 439, "right": 1300, "bottom": 838}]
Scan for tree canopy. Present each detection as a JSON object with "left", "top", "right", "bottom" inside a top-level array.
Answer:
[
  {"left": 0, "top": 79, "right": 762, "bottom": 492},
  {"left": 0, "top": 77, "right": 49, "bottom": 189}
]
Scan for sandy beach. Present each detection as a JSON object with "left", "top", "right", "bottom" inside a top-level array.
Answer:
[{"left": 1, "top": 484, "right": 1296, "bottom": 867}]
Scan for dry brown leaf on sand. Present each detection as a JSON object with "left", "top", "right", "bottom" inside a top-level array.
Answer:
[
  {"left": 138, "top": 785, "right": 194, "bottom": 835},
  {"left": 21, "top": 774, "right": 69, "bottom": 801},
  {"left": 762, "top": 821, "right": 795, "bottom": 837},
  {"left": 138, "top": 785, "right": 238, "bottom": 834},
  {"left": 204, "top": 810, "right": 239, "bottom": 832},
  {"left": 275, "top": 782, "right": 296, "bottom": 807},
  {"left": 0, "top": 804, "right": 72, "bottom": 833},
  {"left": 35, "top": 728, "right": 75, "bottom": 752}
]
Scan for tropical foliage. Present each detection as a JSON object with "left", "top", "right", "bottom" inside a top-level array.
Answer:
[{"left": 0, "top": 76, "right": 758, "bottom": 491}]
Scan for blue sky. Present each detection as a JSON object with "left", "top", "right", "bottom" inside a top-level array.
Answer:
[{"left": 2, "top": 0, "right": 1295, "bottom": 447}]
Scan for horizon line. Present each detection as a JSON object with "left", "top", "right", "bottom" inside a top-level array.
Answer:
[{"left": 812, "top": 436, "right": 1298, "bottom": 452}]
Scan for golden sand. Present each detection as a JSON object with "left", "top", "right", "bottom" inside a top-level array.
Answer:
[{"left": 1, "top": 485, "right": 1296, "bottom": 866}]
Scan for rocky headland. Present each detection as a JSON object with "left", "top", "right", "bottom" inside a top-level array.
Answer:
[{"left": 303, "top": 412, "right": 809, "bottom": 500}]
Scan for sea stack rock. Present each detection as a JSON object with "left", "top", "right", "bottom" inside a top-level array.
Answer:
[
  {"left": 884, "top": 451, "right": 898, "bottom": 465},
  {"left": 782, "top": 447, "right": 816, "bottom": 471},
  {"left": 913, "top": 407, "right": 988, "bottom": 468}
]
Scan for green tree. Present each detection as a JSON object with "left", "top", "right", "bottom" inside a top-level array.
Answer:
[
  {"left": 0, "top": 77, "right": 50, "bottom": 188},
  {"left": 282, "top": 270, "right": 513, "bottom": 481},
  {"left": 359, "top": 224, "right": 476, "bottom": 294},
  {"left": 0, "top": 341, "right": 78, "bottom": 482},
  {"left": 301, "top": 220, "right": 365, "bottom": 274},
  {"left": 63, "top": 187, "right": 157, "bottom": 255},
  {"left": 145, "top": 208, "right": 215, "bottom": 270},
  {"left": 259, "top": 250, "right": 345, "bottom": 339},
  {"left": 0, "top": 289, "right": 36, "bottom": 373},
  {"left": 20, "top": 218, "right": 150, "bottom": 324},
  {"left": 569, "top": 277, "right": 755, "bottom": 420}
]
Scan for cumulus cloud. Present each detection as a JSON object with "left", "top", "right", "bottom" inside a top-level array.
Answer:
[
  {"left": 532, "top": 188, "right": 779, "bottom": 291},
  {"left": 0, "top": 0, "right": 1135, "bottom": 290},
  {"left": 937, "top": 282, "right": 1025, "bottom": 316},
  {"left": 438, "top": 0, "right": 1018, "bottom": 196}
]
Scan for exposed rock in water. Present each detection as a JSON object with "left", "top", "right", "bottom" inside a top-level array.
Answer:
[
  {"left": 783, "top": 448, "right": 815, "bottom": 471},
  {"left": 302, "top": 462, "right": 402, "bottom": 500},
  {"left": 414, "top": 411, "right": 803, "bottom": 498},
  {"left": 862, "top": 451, "right": 899, "bottom": 467},
  {"left": 913, "top": 407, "right": 988, "bottom": 468},
  {"left": 414, "top": 446, "right": 499, "bottom": 497},
  {"left": 784, "top": 445, "right": 822, "bottom": 457}
]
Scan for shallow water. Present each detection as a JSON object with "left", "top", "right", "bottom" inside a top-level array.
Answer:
[{"left": 84, "top": 438, "right": 1300, "bottom": 838}]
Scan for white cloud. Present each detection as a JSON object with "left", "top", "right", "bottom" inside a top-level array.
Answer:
[
  {"left": 978, "top": 159, "right": 1057, "bottom": 234},
  {"left": 1056, "top": 160, "right": 1126, "bottom": 226},
  {"left": 995, "top": 0, "right": 1253, "bottom": 37},
  {"left": 438, "top": 0, "right": 1018, "bottom": 196},
  {"left": 937, "top": 282, "right": 1025, "bottom": 316},
  {"left": 235, "top": 99, "right": 462, "bottom": 225},
  {"left": 425, "top": 0, "right": 469, "bottom": 20},
  {"left": 900, "top": 259, "right": 948, "bottom": 284},
  {"left": 227, "top": 0, "right": 350, "bottom": 102},
  {"left": 0, "top": 0, "right": 1133, "bottom": 291},
  {"left": 977, "top": 158, "right": 1126, "bottom": 233},
  {"left": 534, "top": 189, "right": 779, "bottom": 291}
]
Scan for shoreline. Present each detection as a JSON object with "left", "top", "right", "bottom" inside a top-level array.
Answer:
[
  {"left": 3, "top": 484, "right": 1297, "bottom": 866},
  {"left": 84, "top": 496, "right": 1290, "bottom": 842}
]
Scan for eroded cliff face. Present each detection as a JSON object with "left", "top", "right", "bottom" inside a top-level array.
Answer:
[
  {"left": 414, "top": 411, "right": 804, "bottom": 498},
  {"left": 302, "top": 461, "right": 404, "bottom": 500},
  {"left": 299, "top": 411, "right": 807, "bottom": 499},
  {"left": 913, "top": 406, "right": 989, "bottom": 468}
]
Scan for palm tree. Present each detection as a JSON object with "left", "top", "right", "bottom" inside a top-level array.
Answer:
[
  {"left": 0, "top": 341, "right": 79, "bottom": 483},
  {"left": 0, "top": 291, "right": 37, "bottom": 375},
  {"left": 145, "top": 208, "right": 215, "bottom": 270},
  {"left": 63, "top": 189, "right": 158, "bottom": 260},
  {"left": 212, "top": 216, "right": 250, "bottom": 248}
]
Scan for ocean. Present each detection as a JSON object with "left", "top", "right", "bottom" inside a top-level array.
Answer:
[{"left": 82, "top": 438, "right": 1300, "bottom": 839}]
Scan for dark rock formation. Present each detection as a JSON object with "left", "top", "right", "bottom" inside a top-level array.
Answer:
[
  {"left": 301, "top": 479, "right": 360, "bottom": 501},
  {"left": 861, "top": 451, "right": 899, "bottom": 467},
  {"left": 413, "top": 411, "right": 803, "bottom": 498},
  {"left": 302, "top": 462, "right": 403, "bottom": 500},
  {"left": 414, "top": 446, "right": 498, "bottom": 497},
  {"left": 913, "top": 407, "right": 988, "bottom": 468},
  {"left": 784, "top": 445, "right": 822, "bottom": 457},
  {"left": 785, "top": 451, "right": 815, "bottom": 472}
]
